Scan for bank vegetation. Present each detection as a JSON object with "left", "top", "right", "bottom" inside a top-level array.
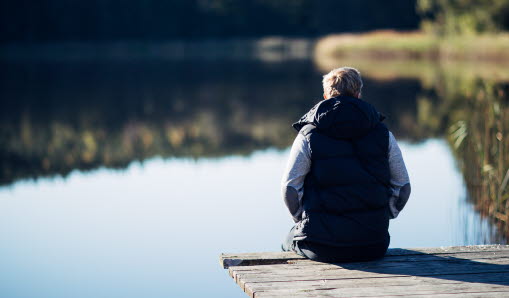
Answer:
[{"left": 315, "top": 0, "right": 509, "bottom": 62}]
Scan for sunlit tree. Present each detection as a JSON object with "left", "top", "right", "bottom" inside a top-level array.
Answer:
[{"left": 417, "top": 0, "right": 509, "bottom": 35}]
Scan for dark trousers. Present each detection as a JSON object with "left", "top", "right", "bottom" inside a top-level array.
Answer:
[{"left": 282, "top": 225, "right": 389, "bottom": 263}]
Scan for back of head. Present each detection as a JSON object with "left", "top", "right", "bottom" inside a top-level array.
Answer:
[
  {"left": 322, "top": 67, "right": 363, "bottom": 99},
  {"left": 294, "top": 66, "right": 381, "bottom": 139}
]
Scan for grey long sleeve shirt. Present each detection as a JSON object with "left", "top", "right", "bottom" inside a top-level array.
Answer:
[{"left": 281, "top": 131, "right": 411, "bottom": 222}]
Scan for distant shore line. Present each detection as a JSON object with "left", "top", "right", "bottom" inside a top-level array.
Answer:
[
  {"left": 314, "top": 30, "right": 509, "bottom": 62},
  {"left": 0, "top": 38, "right": 314, "bottom": 62},
  {"left": 4, "top": 32, "right": 509, "bottom": 63}
]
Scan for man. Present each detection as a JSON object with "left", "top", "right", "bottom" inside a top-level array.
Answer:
[{"left": 281, "top": 67, "right": 411, "bottom": 262}]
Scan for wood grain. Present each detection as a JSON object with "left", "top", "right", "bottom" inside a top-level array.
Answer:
[{"left": 220, "top": 245, "right": 509, "bottom": 297}]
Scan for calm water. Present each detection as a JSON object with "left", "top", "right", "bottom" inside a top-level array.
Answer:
[{"left": 0, "top": 53, "right": 508, "bottom": 297}]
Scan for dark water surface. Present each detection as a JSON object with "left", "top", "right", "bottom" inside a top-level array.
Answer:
[{"left": 0, "top": 54, "right": 508, "bottom": 297}]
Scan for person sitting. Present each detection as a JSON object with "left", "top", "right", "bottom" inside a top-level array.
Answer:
[{"left": 281, "top": 67, "right": 411, "bottom": 263}]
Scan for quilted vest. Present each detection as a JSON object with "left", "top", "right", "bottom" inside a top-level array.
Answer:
[{"left": 292, "top": 95, "right": 391, "bottom": 247}]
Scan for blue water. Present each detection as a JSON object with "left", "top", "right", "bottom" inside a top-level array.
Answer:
[{"left": 0, "top": 139, "right": 502, "bottom": 298}]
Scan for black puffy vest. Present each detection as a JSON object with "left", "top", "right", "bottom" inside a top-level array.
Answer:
[{"left": 292, "top": 95, "right": 391, "bottom": 247}]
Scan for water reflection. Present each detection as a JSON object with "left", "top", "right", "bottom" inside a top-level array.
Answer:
[
  {"left": 445, "top": 82, "right": 509, "bottom": 241},
  {"left": 0, "top": 60, "right": 322, "bottom": 185},
  {"left": 389, "top": 139, "right": 505, "bottom": 246},
  {"left": 0, "top": 59, "right": 422, "bottom": 185}
]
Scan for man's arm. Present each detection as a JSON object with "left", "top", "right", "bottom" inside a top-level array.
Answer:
[
  {"left": 281, "top": 133, "right": 311, "bottom": 222},
  {"left": 388, "top": 131, "right": 411, "bottom": 219}
]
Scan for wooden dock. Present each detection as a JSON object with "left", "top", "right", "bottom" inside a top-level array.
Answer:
[{"left": 220, "top": 245, "right": 509, "bottom": 297}]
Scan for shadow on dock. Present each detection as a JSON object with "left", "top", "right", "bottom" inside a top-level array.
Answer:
[{"left": 335, "top": 248, "right": 509, "bottom": 286}]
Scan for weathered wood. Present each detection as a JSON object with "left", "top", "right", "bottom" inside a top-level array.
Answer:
[
  {"left": 230, "top": 250, "right": 509, "bottom": 274},
  {"left": 384, "top": 245, "right": 509, "bottom": 256},
  {"left": 244, "top": 272, "right": 509, "bottom": 297},
  {"left": 219, "top": 252, "right": 305, "bottom": 269},
  {"left": 231, "top": 255, "right": 509, "bottom": 277},
  {"left": 230, "top": 251, "right": 509, "bottom": 276},
  {"left": 220, "top": 245, "right": 509, "bottom": 297},
  {"left": 220, "top": 245, "right": 509, "bottom": 269},
  {"left": 254, "top": 283, "right": 509, "bottom": 298},
  {"left": 257, "top": 289, "right": 509, "bottom": 298},
  {"left": 234, "top": 261, "right": 509, "bottom": 290}
]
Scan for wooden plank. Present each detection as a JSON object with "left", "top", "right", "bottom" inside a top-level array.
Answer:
[
  {"left": 402, "top": 293, "right": 509, "bottom": 298},
  {"left": 219, "top": 252, "right": 304, "bottom": 269},
  {"left": 237, "top": 269, "right": 509, "bottom": 293},
  {"left": 254, "top": 283, "right": 509, "bottom": 297},
  {"left": 245, "top": 272, "right": 509, "bottom": 297},
  {"left": 258, "top": 292, "right": 509, "bottom": 298},
  {"left": 256, "top": 289, "right": 509, "bottom": 298},
  {"left": 384, "top": 245, "right": 509, "bottom": 256},
  {"left": 230, "top": 250, "right": 509, "bottom": 274},
  {"left": 230, "top": 258, "right": 509, "bottom": 282},
  {"left": 232, "top": 260, "right": 509, "bottom": 289},
  {"left": 387, "top": 293, "right": 509, "bottom": 298},
  {"left": 220, "top": 245, "right": 509, "bottom": 268},
  {"left": 231, "top": 259, "right": 509, "bottom": 283},
  {"left": 335, "top": 293, "right": 509, "bottom": 298},
  {"left": 231, "top": 254, "right": 509, "bottom": 280}
]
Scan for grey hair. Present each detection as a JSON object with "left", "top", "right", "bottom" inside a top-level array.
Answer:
[{"left": 322, "top": 67, "right": 363, "bottom": 98}]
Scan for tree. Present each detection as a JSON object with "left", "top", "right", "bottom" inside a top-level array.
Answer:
[{"left": 417, "top": 0, "right": 509, "bottom": 35}]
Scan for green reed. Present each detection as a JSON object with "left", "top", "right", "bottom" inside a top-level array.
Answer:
[{"left": 446, "top": 80, "right": 509, "bottom": 236}]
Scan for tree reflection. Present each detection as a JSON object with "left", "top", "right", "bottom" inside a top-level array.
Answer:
[
  {"left": 0, "top": 60, "right": 323, "bottom": 185},
  {"left": 1, "top": 59, "right": 426, "bottom": 186}
]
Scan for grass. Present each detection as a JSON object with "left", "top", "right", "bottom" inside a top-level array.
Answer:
[
  {"left": 315, "top": 30, "right": 509, "bottom": 61},
  {"left": 314, "top": 35, "right": 509, "bottom": 87}
]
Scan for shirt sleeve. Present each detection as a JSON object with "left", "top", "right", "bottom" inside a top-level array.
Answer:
[
  {"left": 388, "top": 131, "right": 411, "bottom": 219},
  {"left": 281, "top": 133, "right": 311, "bottom": 222}
]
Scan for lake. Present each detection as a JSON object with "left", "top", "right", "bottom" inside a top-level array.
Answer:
[{"left": 0, "top": 48, "right": 508, "bottom": 297}]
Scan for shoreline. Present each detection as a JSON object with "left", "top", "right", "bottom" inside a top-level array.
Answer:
[
  {"left": 314, "top": 30, "right": 509, "bottom": 62},
  {"left": 0, "top": 38, "right": 314, "bottom": 62}
]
